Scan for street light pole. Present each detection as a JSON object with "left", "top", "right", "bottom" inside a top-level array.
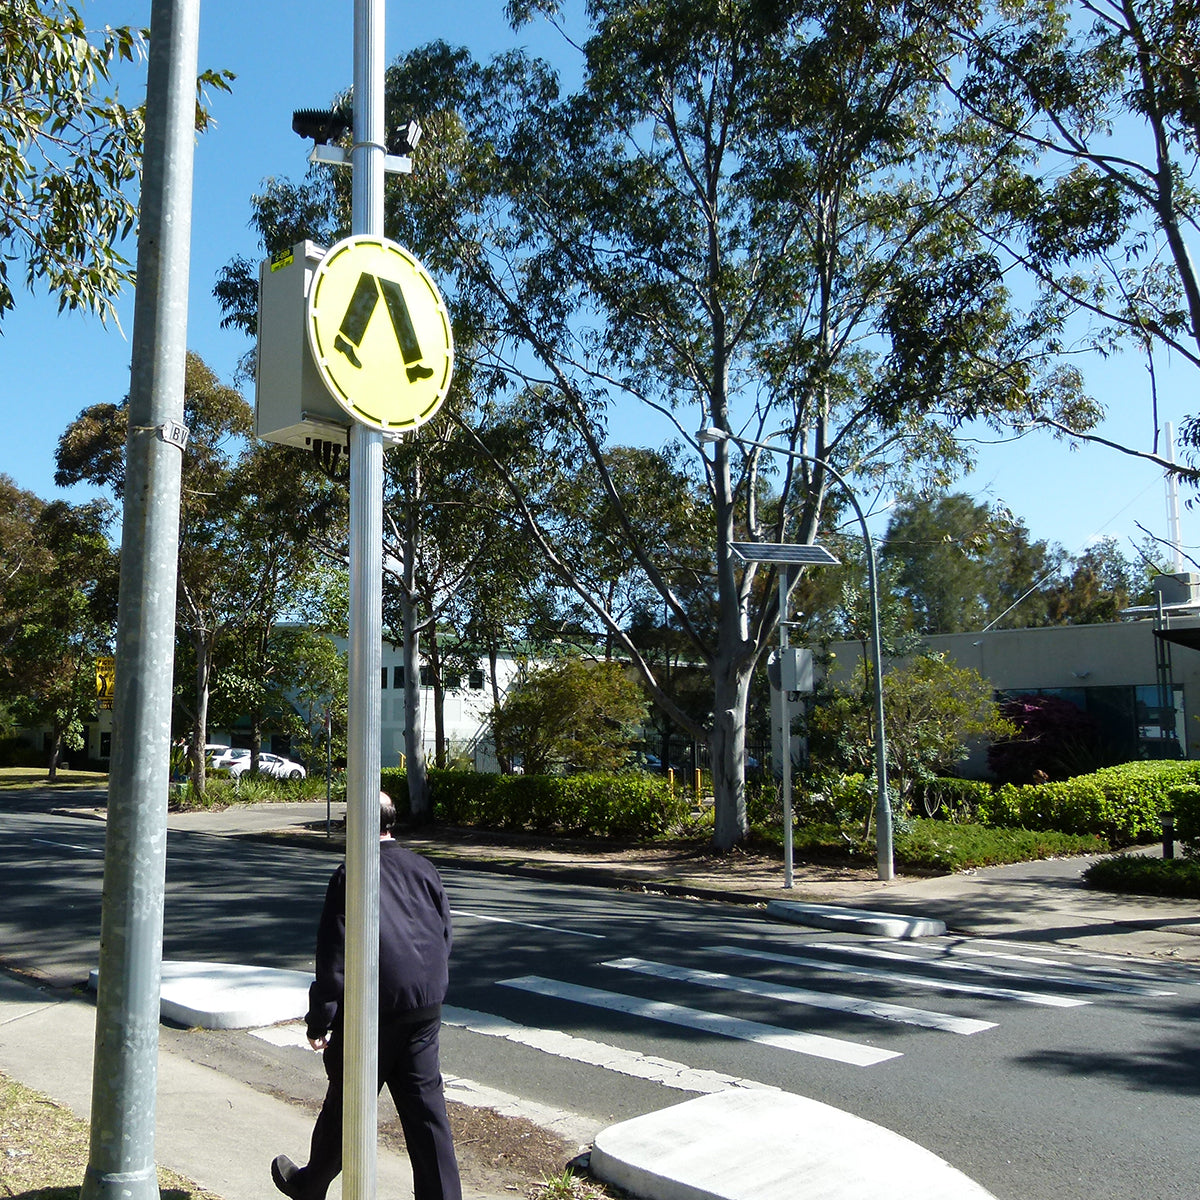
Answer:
[{"left": 697, "top": 427, "right": 893, "bottom": 882}]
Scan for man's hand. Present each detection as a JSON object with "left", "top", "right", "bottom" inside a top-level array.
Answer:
[{"left": 309, "top": 1034, "right": 328, "bottom": 1051}]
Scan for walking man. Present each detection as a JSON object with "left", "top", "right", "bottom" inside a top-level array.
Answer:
[{"left": 272, "top": 792, "right": 462, "bottom": 1200}]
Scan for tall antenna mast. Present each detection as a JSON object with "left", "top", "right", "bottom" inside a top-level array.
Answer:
[{"left": 1166, "top": 421, "right": 1185, "bottom": 573}]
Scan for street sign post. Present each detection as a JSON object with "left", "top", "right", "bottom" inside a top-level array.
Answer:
[{"left": 728, "top": 542, "right": 839, "bottom": 888}]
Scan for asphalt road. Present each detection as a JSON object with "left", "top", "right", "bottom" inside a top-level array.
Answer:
[{"left": 3, "top": 790, "right": 1200, "bottom": 1200}]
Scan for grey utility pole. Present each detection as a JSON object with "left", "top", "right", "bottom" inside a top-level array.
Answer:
[
  {"left": 344, "top": 2, "right": 385, "bottom": 1198},
  {"left": 82, "top": 3, "right": 201, "bottom": 1199}
]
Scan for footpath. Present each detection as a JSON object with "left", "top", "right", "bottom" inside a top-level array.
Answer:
[{"left": 4, "top": 792, "right": 1200, "bottom": 1200}]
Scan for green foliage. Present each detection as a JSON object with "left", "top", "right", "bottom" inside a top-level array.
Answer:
[
  {"left": 0, "top": 4, "right": 231, "bottom": 322},
  {"left": 979, "top": 760, "right": 1200, "bottom": 843},
  {"left": 781, "top": 816, "right": 1104, "bottom": 873},
  {"left": 384, "top": 767, "right": 685, "bottom": 839},
  {"left": 1166, "top": 784, "right": 1200, "bottom": 859},
  {"left": 807, "top": 653, "right": 1013, "bottom": 803},
  {"left": 1083, "top": 854, "right": 1200, "bottom": 900},
  {"left": 911, "top": 776, "right": 995, "bottom": 820},
  {"left": 488, "top": 657, "right": 647, "bottom": 776}
]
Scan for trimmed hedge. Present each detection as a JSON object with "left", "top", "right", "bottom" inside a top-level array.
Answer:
[
  {"left": 381, "top": 767, "right": 686, "bottom": 839},
  {"left": 977, "top": 760, "right": 1200, "bottom": 844},
  {"left": 1083, "top": 853, "right": 1200, "bottom": 898},
  {"left": 1166, "top": 784, "right": 1200, "bottom": 857}
]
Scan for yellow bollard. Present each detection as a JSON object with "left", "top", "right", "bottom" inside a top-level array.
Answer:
[
  {"left": 694, "top": 768, "right": 702, "bottom": 802},
  {"left": 399, "top": 752, "right": 406, "bottom": 770},
  {"left": 667, "top": 767, "right": 675, "bottom": 795}
]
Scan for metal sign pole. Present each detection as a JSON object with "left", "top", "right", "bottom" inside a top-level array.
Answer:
[
  {"left": 343, "top": 2, "right": 384, "bottom": 1199},
  {"left": 82, "top": 3, "right": 200, "bottom": 1199},
  {"left": 779, "top": 573, "right": 794, "bottom": 889}
]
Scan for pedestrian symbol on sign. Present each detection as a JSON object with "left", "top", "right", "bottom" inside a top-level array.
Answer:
[{"left": 306, "top": 236, "right": 454, "bottom": 433}]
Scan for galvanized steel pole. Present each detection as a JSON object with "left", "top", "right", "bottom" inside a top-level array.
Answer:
[
  {"left": 82, "top": 3, "right": 200, "bottom": 1199},
  {"left": 343, "top": 2, "right": 385, "bottom": 1198},
  {"left": 779, "top": 573, "right": 794, "bottom": 889}
]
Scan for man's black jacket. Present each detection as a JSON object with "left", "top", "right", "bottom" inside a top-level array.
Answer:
[{"left": 306, "top": 839, "right": 452, "bottom": 1041}]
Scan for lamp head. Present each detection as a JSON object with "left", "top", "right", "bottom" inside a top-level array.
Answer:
[
  {"left": 388, "top": 119, "right": 423, "bottom": 155},
  {"left": 696, "top": 426, "right": 728, "bottom": 445},
  {"left": 292, "top": 108, "right": 352, "bottom": 144}
]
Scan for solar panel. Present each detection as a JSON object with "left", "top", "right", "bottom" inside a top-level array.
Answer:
[{"left": 730, "top": 541, "right": 840, "bottom": 566}]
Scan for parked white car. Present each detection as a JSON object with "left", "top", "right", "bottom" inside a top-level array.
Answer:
[
  {"left": 255, "top": 751, "right": 307, "bottom": 781},
  {"left": 204, "top": 745, "right": 250, "bottom": 772}
]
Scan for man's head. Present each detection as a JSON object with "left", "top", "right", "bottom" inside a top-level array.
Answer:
[{"left": 380, "top": 790, "right": 397, "bottom": 836}]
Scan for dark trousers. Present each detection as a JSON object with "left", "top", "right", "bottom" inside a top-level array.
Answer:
[{"left": 296, "top": 1015, "right": 462, "bottom": 1200}]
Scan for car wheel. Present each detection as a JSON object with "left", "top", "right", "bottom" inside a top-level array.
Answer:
[{"left": 288, "top": 769, "right": 303, "bottom": 780}]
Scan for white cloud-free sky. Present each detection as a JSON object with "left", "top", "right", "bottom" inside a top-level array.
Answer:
[{"left": 1, "top": 0, "right": 1193, "bottom": 566}]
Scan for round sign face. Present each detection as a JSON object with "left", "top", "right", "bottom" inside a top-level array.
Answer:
[{"left": 306, "top": 235, "right": 454, "bottom": 432}]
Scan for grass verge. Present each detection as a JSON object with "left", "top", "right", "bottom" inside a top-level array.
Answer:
[
  {"left": 1083, "top": 853, "right": 1200, "bottom": 898},
  {"left": 769, "top": 818, "right": 1108, "bottom": 873},
  {"left": 0, "top": 767, "right": 108, "bottom": 791},
  {"left": 0, "top": 1071, "right": 221, "bottom": 1200}
]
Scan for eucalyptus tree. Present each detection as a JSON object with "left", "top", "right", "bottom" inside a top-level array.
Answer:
[
  {"left": 0, "top": 484, "right": 117, "bottom": 777},
  {"left": 217, "top": 4, "right": 1081, "bottom": 847},
  {"left": 939, "top": 0, "right": 1200, "bottom": 470},
  {"left": 437, "top": 1, "right": 1080, "bottom": 847},
  {"left": 55, "top": 354, "right": 337, "bottom": 794},
  {"left": 1, "top": 3, "right": 231, "bottom": 322}
]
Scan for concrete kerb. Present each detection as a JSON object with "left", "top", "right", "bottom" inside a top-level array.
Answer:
[
  {"left": 590, "top": 1090, "right": 997, "bottom": 1200},
  {"left": 767, "top": 900, "right": 947, "bottom": 938}
]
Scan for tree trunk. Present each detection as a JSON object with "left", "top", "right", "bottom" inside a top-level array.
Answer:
[
  {"left": 47, "top": 729, "right": 62, "bottom": 783},
  {"left": 487, "top": 645, "right": 512, "bottom": 773},
  {"left": 710, "top": 660, "right": 752, "bottom": 850},
  {"left": 189, "top": 629, "right": 212, "bottom": 797},
  {"left": 401, "top": 586, "right": 430, "bottom": 819},
  {"left": 428, "top": 630, "right": 446, "bottom": 768}
]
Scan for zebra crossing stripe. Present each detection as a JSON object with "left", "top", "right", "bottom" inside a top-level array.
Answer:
[
  {"left": 602, "top": 957, "right": 996, "bottom": 1035},
  {"left": 708, "top": 945, "right": 1090, "bottom": 1008},
  {"left": 496, "top": 975, "right": 901, "bottom": 1066},
  {"left": 441, "top": 1006, "right": 780, "bottom": 1095},
  {"left": 790, "top": 941, "right": 1175, "bottom": 997},
  {"left": 907, "top": 941, "right": 1186, "bottom": 989}
]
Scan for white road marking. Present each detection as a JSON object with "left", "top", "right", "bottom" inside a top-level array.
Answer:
[
  {"left": 791, "top": 941, "right": 1175, "bottom": 997},
  {"left": 442, "top": 1005, "right": 780, "bottom": 1094},
  {"left": 708, "top": 945, "right": 1090, "bottom": 1008},
  {"left": 30, "top": 838, "right": 103, "bottom": 854},
  {"left": 907, "top": 941, "right": 1188, "bottom": 988},
  {"left": 497, "top": 975, "right": 901, "bottom": 1066},
  {"left": 450, "top": 909, "right": 605, "bottom": 939},
  {"left": 603, "top": 957, "right": 996, "bottom": 1035},
  {"left": 441, "top": 1075, "right": 600, "bottom": 1146},
  {"left": 250, "top": 1023, "right": 311, "bottom": 1049},
  {"left": 246, "top": 1022, "right": 600, "bottom": 1145}
]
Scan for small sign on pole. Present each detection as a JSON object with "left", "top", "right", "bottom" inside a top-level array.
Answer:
[{"left": 95, "top": 657, "right": 116, "bottom": 711}]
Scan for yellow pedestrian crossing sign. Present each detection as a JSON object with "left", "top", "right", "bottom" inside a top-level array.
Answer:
[
  {"left": 306, "top": 235, "right": 454, "bottom": 433},
  {"left": 96, "top": 657, "right": 115, "bottom": 710}
]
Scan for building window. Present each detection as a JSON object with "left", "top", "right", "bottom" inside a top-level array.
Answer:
[
  {"left": 393, "top": 664, "right": 404, "bottom": 688},
  {"left": 445, "top": 672, "right": 462, "bottom": 690},
  {"left": 469, "top": 668, "right": 485, "bottom": 690},
  {"left": 420, "top": 665, "right": 434, "bottom": 687},
  {"left": 100, "top": 732, "right": 112, "bottom": 758},
  {"left": 381, "top": 667, "right": 389, "bottom": 689}
]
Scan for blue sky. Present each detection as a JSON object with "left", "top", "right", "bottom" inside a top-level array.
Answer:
[{"left": 0, "top": 0, "right": 1194, "bottom": 569}]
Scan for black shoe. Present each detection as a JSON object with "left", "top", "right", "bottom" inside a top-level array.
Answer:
[{"left": 271, "top": 1155, "right": 304, "bottom": 1199}]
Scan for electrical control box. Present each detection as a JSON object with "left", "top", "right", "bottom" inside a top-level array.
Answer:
[
  {"left": 254, "top": 240, "right": 351, "bottom": 450},
  {"left": 768, "top": 647, "right": 814, "bottom": 694}
]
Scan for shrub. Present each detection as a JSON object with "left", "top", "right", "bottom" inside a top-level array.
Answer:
[
  {"left": 1166, "top": 784, "right": 1200, "bottom": 858},
  {"left": 977, "top": 760, "right": 1200, "bottom": 843},
  {"left": 386, "top": 768, "right": 685, "bottom": 840},
  {"left": 988, "top": 693, "right": 1104, "bottom": 784},
  {"left": 1083, "top": 853, "right": 1200, "bottom": 898},
  {"left": 910, "top": 777, "right": 994, "bottom": 820}
]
